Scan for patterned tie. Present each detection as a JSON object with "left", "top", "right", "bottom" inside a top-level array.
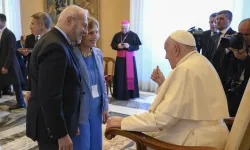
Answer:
[
  {"left": 35, "top": 35, "right": 40, "bottom": 41},
  {"left": 211, "top": 32, "right": 215, "bottom": 36}
]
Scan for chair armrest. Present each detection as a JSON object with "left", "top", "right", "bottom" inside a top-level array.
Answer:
[
  {"left": 224, "top": 117, "right": 234, "bottom": 125},
  {"left": 105, "top": 128, "right": 217, "bottom": 150}
]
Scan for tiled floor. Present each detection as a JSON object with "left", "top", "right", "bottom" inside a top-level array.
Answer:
[{"left": 0, "top": 91, "right": 156, "bottom": 150}]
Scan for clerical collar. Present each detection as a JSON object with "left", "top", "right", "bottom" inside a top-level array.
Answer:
[
  {"left": 122, "top": 31, "right": 130, "bottom": 35},
  {"left": 176, "top": 51, "right": 197, "bottom": 67}
]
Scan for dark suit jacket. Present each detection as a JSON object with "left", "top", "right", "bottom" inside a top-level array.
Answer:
[
  {"left": 26, "top": 28, "right": 82, "bottom": 142},
  {"left": 0, "top": 28, "right": 23, "bottom": 85},
  {"left": 25, "top": 34, "right": 36, "bottom": 48},
  {"left": 24, "top": 34, "right": 36, "bottom": 74},
  {"left": 206, "top": 27, "right": 236, "bottom": 83},
  {"left": 201, "top": 30, "right": 211, "bottom": 57},
  {"left": 223, "top": 52, "right": 250, "bottom": 116}
]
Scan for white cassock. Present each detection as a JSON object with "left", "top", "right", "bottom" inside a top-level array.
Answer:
[{"left": 121, "top": 51, "right": 229, "bottom": 150}]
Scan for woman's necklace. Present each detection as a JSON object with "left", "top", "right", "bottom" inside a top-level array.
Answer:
[{"left": 81, "top": 48, "right": 93, "bottom": 57}]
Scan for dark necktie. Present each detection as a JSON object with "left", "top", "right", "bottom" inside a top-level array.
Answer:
[{"left": 216, "top": 32, "right": 223, "bottom": 48}]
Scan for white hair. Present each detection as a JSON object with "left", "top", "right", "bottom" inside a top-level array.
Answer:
[{"left": 57, "top": 5, "right": 88, "bottom": 26}]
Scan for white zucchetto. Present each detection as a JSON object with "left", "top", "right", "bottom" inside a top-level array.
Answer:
[{"left": 170, "top": 30, "right": 196, "bottom": 46}]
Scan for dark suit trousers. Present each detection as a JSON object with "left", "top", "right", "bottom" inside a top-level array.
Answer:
[
  {"left": 27, "top": 54, "right": 32, "bottom": 90},
  {"left": 20, "top": 64, "right": 28, "bottom": 90},
  {"left": 0, "top": 76, "right": 25, "bottom": 106},
  {"left": 0, "top": 82, "right": 25, "bottom": 106},
  {"left": 38, "top": 142, "right": 59, "bottom": 150},
  {"left": 13, "top": 84, "right": 25, "bottom": 106}
]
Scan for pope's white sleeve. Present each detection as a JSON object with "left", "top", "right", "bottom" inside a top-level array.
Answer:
[
  {"left": 121, "top": 111, "right": 179, "bottom": 132},
  {"left": 155, "top": 85, "right": 163, "bottom": 94}
]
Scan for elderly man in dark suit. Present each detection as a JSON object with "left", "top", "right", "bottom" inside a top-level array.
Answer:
[
  {"left": 0, "top": 14, "right": 25, "bottom": 109},
  {"left": 26, "top": 5, "right": 88, "bottom": 150},
  {"left": 201, "top": 12, "right": 217, "bottom": 57},
  {"left": 206, "top": 10, "right": 236, "bottom": 85}
]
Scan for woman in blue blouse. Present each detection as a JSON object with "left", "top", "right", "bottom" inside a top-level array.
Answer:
[{"left": 72, "top": 17, "right": 109, "bottom": 150}]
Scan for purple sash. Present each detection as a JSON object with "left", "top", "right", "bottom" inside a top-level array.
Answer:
[{"left": 117, "top": 50, "right": 135, "bottom": 90}]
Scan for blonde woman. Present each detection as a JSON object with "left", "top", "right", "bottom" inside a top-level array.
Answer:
[{"left": 72, "top": 17, "right": 109, "bottom": 150}]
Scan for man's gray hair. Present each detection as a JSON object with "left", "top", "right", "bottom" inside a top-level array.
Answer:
[
  {"left": 31, "top": 12, "right": 52, "bottom": 29},
  {"left": 57, "top": 5, "right": 88, "bottom": 26},
  {"left": 217, "top": 10, "right": 233, "bottom": 21}
]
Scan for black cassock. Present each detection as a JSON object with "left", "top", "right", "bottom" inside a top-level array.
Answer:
[{"left": 111, "top": 31, "right": 142, "bottom": 100}]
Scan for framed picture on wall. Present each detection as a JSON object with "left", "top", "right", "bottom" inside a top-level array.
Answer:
[{"left": 44, "top": 0, "right": 100, "bottom": 26}]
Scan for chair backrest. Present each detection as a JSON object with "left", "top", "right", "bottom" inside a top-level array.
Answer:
[
  {"left": 225, "top": 78, "right": 250, "bottom": 150},
  {"left": 103, "top": 57, "right": 115, "bottom": 75}
]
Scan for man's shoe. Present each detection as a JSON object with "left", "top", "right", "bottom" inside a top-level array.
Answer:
[
  {"left": 8, "top": 104, "right": 25, "bottom": 110},
  {"left": 2, "top": 91, "right": 14, "bottom": 96}
]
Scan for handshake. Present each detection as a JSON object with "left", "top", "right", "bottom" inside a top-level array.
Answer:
[{"left": 118, "top": 43, "right": 129, "bottom": 49}]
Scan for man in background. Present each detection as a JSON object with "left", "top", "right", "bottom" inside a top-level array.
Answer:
[
  {"left": 206, "top": 10, "right": 236, "bottom": 84},
  {"left": 22, "top": 12, "right": 52, "bottom": 103},
  {"left": 201, "top": 12, "right": 217, "bottom": 57},
  {"left": 0, "top": 14, "right": 25, "bottom": 110},
  {"left": 222, "top": 18, "right": 250, "bottom": 118},
  {"left": 111, "top": 20, "right": 142, "bottom": 100},
  {"left": 23, "top": 12, "right": 52, "bottom": 91}
]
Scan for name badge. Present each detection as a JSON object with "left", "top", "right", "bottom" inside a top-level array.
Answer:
[{"left": 92, "top": 84, "right": 99, "bottom": 98}]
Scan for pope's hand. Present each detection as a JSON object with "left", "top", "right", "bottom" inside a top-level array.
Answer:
[
  {"left": 118, "top": 43, "right": 124, "bottom": 49},
  {"left": 151, "top": 66, "right": 165, "bottom": 86},
  {"left": 106, "top": 116, "right": 123, "bottom": 129}
]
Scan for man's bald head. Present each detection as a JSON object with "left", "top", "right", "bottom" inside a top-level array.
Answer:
[
  {"left": 239, "top": 18, "right": 250, "bottom": 45},
  {"left": 57, "top": 5, "right": 88, "bottom": 43},
  {"left": 164, "top": 30, "right": 196, "bottom": 69},
  {"left": 57, "top": 5, "right": 88, "bottom": 26}
]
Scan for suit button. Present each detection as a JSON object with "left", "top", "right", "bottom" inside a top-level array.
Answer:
[
  {"left": 50, "top": 135, "right": 53, "bottom": 138},
  {"left": 47, "top": 128, "right": 51, "bottom": 132}
]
